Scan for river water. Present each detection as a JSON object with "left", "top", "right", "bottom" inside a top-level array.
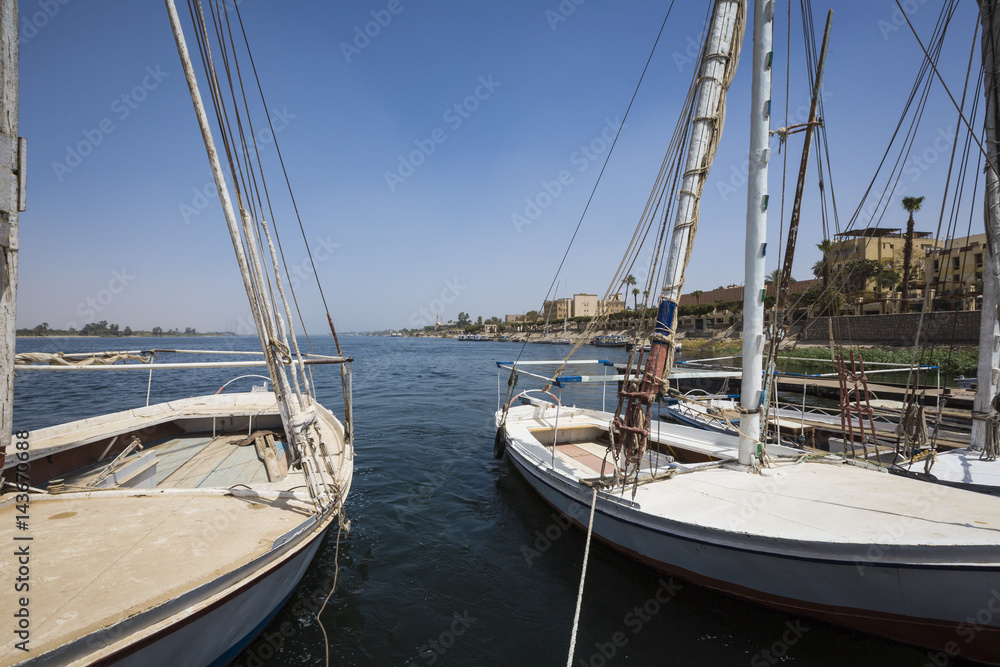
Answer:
[{"left": 13, "top": 335, "right": 955, "bottom": 666}]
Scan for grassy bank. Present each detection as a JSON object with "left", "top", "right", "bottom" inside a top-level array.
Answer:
[{"left": 681, "top": 339, "right": 978, "bottom": 379}]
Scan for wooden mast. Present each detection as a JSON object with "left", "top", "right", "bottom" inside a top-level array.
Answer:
[
  {"left": 975, "top": 0, "right": 1000, "bottom": 450},
  {"left": 0, "top": 0, "right": 25, "bottom": 467}
]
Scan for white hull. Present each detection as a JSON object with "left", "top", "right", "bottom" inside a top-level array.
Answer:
[
  {"left": 50, "top": 515, "right": 329, "bottom": 667},
  {"left": 498, "top": 403, "right": 1000, "bottom": 664},
  {"left": 1, "top": 392, "right": 353, "bottom": 667}
]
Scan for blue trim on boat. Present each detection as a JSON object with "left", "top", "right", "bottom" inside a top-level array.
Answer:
[{"left": 207, "top": 588, "right": 296, "bottom": 667}]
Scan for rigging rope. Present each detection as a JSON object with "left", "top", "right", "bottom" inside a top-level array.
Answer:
[{"left": 565, "top": 487, "right": 599, "bottom": 667}]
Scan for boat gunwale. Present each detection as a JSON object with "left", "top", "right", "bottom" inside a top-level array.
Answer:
[
  {"left": 500, "top": 410, "right": 1000, "bottom": 567},
  {"left": 503, "top": 440, "right": 1000, "bottom": 571}
]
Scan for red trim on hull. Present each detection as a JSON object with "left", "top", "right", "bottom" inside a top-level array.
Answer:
[{"left": 520, "top": 467, "right": 1000, "bottom": 666}]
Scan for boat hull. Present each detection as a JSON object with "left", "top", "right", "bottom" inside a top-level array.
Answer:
[
  {"left": 104, "top": 520, "right": 328, "bottom": 667},
  {"left": 503, "top": 438, "right": 1000, "bottom": 665}
]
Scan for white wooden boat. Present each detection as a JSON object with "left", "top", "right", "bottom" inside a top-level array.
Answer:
[
  {"left": 494, "top": 2, "right": 1000, "bottom": 663},
  {"left": 496, "top": 396, "right": 1000, "bottom": 663},
  {"left": 0, "top": 1, "right": 356, "bottom": 664},
  {"left": 0, "top": 392, "right": 352, "bottom": 666}
]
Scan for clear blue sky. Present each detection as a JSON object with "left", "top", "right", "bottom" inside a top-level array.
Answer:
[{"left": 15, "top": 0, "right": 982, "bottom": 333}]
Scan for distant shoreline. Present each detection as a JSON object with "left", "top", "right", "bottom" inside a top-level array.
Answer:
[{"left": 15, "top": 333, "right": 243, "bottom": 339}]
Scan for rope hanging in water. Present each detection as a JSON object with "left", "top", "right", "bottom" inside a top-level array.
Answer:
[{"left": 566, "top": 487, "right": 599, "bottom": 667}]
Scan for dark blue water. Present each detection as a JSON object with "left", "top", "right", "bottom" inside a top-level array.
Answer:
[{"left": 13, "top": 336, "right": 950, "bottom": 666}]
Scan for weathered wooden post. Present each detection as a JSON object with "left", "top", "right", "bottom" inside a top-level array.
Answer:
[{"left": 0, "top": 0, "right": 26, "bottom": 466}]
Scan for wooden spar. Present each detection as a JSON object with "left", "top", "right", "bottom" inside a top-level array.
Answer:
[
  {"left": 773, "top": 11, "right": 833, "bottom": 320},
  {"left": 738, "top": 0, "right": 773, "bottom": 466},
  {"left": 163, "top": 0, "right": 303, "bottom": 458},
  {"left": 974, "top": 0, "right": 1000, "bottom": 447},
  {"left": 0, "top": 0, "right": 24, "bottom": 468}
]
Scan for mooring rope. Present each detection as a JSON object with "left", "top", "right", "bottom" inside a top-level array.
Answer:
[{"left": 566, "top": 487, "right": 599, "bottom": 667}]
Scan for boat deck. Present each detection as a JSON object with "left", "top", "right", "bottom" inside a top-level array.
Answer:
[
  {"left": 0, "top": 492, "right": 312, "bottom": 663},
  {"left": 502, "top": 404, "right": 1000, "bottom": 553},
  {"left": 552, "top": 441, "right": 673, "bottom": 478},
  {"left": 54, "top": 432, "right": 288, "bottom": 491}
]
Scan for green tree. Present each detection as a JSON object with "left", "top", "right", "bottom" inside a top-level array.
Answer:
[
  {"left": 623, "top": 274, "right": 636, "bottom": 304},
  {"left": 631, "top": 287, "right": 640, "bottom": 311},
  {"left": 525, "top": 310, "right": 539, "bottom": 322},
  {"left": 691, "top": 290, "right": 703, "bottom": 303},
  {"left": 123, "top": 326, "right": 133, "bottom": 336},
  {"left": 456, "top": 312, "right": 471, "bottom": 326},
  {"left": 814, "top": 239, "right": 835, "bottom": 289},
  {"left": 152, "top": 326, "right": 163, "bottom": 335},
  {"left": 900, "top": 195, "right": 925, "bottom": 300}
]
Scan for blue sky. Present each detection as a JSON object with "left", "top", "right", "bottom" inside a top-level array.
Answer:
[{"left": 15, "top": 0, "right": 983, "bottom": 333}]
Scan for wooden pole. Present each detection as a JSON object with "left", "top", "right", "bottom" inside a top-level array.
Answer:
[
  {"left": 974, "top": 0, "right": 1000, "bottom": 448},
  {"left": 0, "top": 0, "right": 24, "bottom": 468}
]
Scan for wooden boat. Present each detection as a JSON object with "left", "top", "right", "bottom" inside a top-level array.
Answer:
[
  {"left": 0, "top": 391, "right": 352, "bottom": 666},
  {"left": 494, "top": 2, "right": 1000, "bottom": 662},
  {"left": 496, "top": 396, "right": 1000, "bottom": 663},
  {"left": 0, "top": 2, "right": 355, "bottom": 665}
]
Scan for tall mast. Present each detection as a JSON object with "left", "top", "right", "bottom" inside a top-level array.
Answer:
[
  {"left": 164, "top": 0, "right": 303, "bottom": 446},
  {"left": 976, "top": 0, "right": 1000, "bottom": 449},
  {"left": 0, "top": 0, "right": 25, "bottom": 468},
  {"left": 642, "top": 0, "right": 746, "bottom": 388},
  {"left": 738, "top": 0, "right": 774, "bottom": 466}
]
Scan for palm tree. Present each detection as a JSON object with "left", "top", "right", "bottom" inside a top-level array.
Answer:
[
  {"left": 765, "top": 268, "right": 780, "bottom": 285},
  {"left": 632, "top": 287, "right": 640, "bottom": 311},
  {"left": 814, "top": 239, "right": 834, "bottom": 289},
  {"left": 691, "top": 289, "right": 703, "bottom": 303},
  {"left": 900, "top": 195, "right": 925, "bottom": 301},
  {"left": 623, "top": 274, "right": 636, "bottom": 302}
]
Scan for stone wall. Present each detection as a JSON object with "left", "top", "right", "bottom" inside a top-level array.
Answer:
[{"left": 796, "top": 312, "right": 980, "bottom": 346}]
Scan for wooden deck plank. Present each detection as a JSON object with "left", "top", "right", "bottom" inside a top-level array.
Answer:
[
  {"left": 158, "top": 437, "right": 239, "bottom": 489},
  {"left": 199, "top": 445, "right": 263, "bottom": 488},
  {"left": 152, "top": 436, "right": 215, "bottom": 484}
]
